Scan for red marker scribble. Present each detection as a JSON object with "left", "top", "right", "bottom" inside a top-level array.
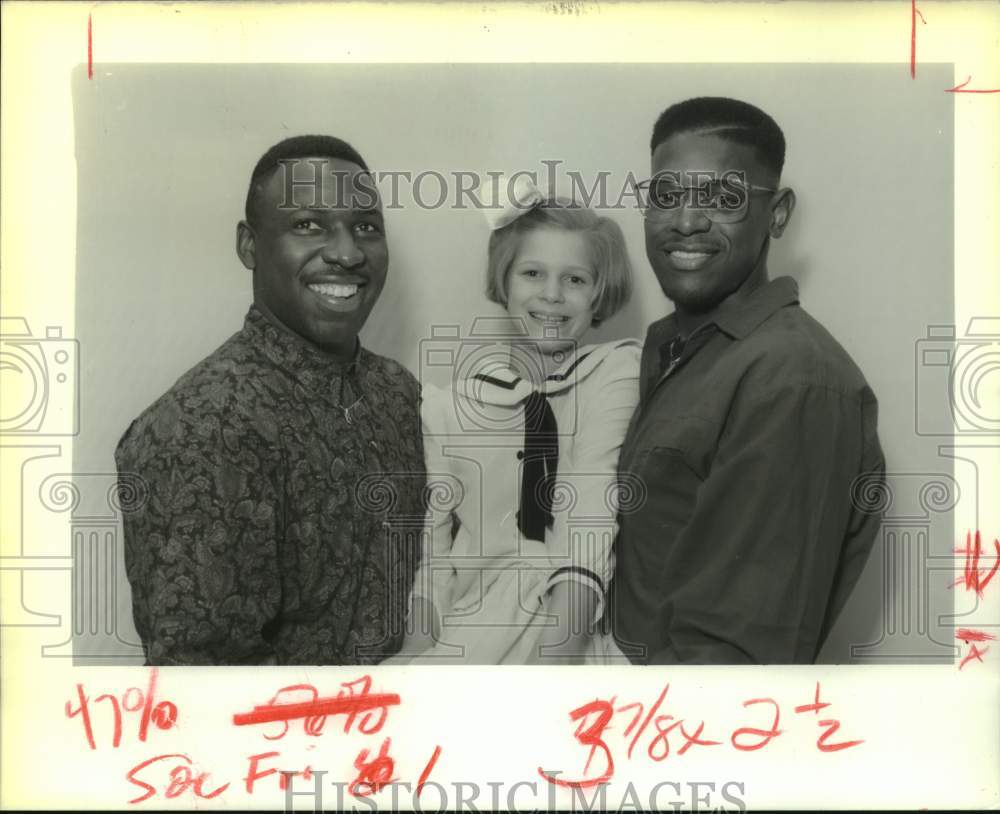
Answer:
[
  {"left": 951, "top": 531, "right": 1000, "bottom": 596},
  {"left": 956, "top": 628, "right": 996, "bottom": 643},
  {"left": 814, "top": 718, "right": 865, "bottom": 752},
  {"left": 957, "top": 628, "right": 995, "bottom": 670},
  {"left": 231, "top": 675, "right": 399, "bottom": 737},
  {"left": 619, "top": 683, "right": 668, "bottom": 759},
  {"left": 959, "top": 642, "right": 989, "bottom": 669},
  {"left": 350, "top": 737, "right": 397, "bottom": 797},
  {"left": 793, "top": 682, "right": 831, "bottom": 716},
  {"left": 730, "top": 698, "right": 782, "bottom": 752},
  {"left": 87, "top": 14, "right": 93, "bottom": 79},
  {"left": 538, "top": 697, "right": 616, "bottom": 789},
  {"left": 910, "top": 0, "right": 927, "bottom": 79},
  {"left": 946, "top": 76, "right": 1000, "bottom": 94},
  {"left": 647, "top": 717, "right": 722, "bottom": 761},
  {"left": 66, "top": 668, "right": 178, "bottom": 750},
  {"left": 416, "top": 745, "right": 443, "bottom": 797},
  {"left": 793, "top": 683, "right": 864, "bottom": 752},
  {"left": 244, "top": 751, "right": 314, "bottom": 794}
]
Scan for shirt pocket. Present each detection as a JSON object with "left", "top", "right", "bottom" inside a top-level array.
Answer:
[{"left": 625, "top": 414, "right": 719, "bottom": 532}]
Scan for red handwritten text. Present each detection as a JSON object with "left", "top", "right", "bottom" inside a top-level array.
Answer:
[
  {"left": 541, "top": 682, "right": 863, "bottom": 787},
  {"left": 66, "top": 668, "right": 177, "bottom": 750},
  {"left": 232, "top": 675, "right": 399, "bottom": 740},
  {"left": 125, "top": 753, "right": 228, "bottom": 805}
]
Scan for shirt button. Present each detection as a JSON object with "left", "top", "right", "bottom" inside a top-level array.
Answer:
[{"left": 516, "top": 450, "right": 524, "bottom": 459}]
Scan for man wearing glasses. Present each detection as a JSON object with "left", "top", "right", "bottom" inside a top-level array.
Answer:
[{"left": 607, "top": 97, "right": 886, "bottom": 664}]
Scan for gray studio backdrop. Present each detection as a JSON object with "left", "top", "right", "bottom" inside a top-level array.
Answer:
[{"left": 64, "top": 63, "right": 954, "bottom": 663}]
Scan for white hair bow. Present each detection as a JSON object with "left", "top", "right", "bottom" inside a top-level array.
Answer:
[{"left": 482, "top": 173, "right": 545, "bottom": 231}]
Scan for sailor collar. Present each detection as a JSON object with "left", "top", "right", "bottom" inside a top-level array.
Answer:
[{"left": 455, "top": 339, "right": 637, "bottom": 407}]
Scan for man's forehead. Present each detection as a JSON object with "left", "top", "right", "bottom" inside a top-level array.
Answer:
[
  {"left": 260, "top": 155, "right": 380, "bottom": 210},
  {"left": 651, "top": 131, "right": 763, "bottom": 175}
]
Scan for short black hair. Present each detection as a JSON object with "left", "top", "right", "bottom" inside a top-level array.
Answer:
[
  {"left": 244, "top": 134, "right": 370, "bottom": 224},
  {"left": 650, "top": 97, "right": 786, "bottom": 179}
]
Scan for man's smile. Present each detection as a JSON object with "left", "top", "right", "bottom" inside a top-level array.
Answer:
[
  {"left": 305, "top": 276, "right": 368, "bottom": 311},
  {"left": 659, "top": 241, "right": 722, "bottom": 272},
  {"left": 308, "top": 281, "right": 360, "bottom": 299}
]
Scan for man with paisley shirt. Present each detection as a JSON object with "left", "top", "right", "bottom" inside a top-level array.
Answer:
[{"left": 116, "top": 135, "right": 425, "bottom": 665}]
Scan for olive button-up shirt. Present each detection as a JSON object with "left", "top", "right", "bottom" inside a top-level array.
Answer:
[{"left": 608, "top": 277, "right": 886, "bottom": 664}]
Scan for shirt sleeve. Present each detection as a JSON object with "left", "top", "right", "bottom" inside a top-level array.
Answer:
[
  {"left": 648, "top": 382, "right": 883, "bottom": 664},
  {"left": 409, "top": 385, "right": 460, "bottom": 618},
  {"left": 545, "top": 344, "right": 641, "bottom": 622},
  {"left": 116, "top": 416, "right": 282, "bottom": 666}
]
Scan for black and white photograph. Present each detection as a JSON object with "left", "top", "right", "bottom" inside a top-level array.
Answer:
[{"left": 69, "top": 63, "right": 953, "bottom": 667}]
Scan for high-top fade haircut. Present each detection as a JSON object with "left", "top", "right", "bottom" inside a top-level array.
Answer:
[
  {"left": 244, "top": 134, "right": 370, "bottom": 226},
  {"left": 650, "top": 97, "right": 786, "bottom": 181}
]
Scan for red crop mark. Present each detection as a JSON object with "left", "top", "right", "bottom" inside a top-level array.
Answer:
[
  {"left": 951, "top": 531, "right": 1000, "bottom": 595},
  {"left": 87, "top": 15, "right": 93, "bottom": 79},
  {"left": 946, "top": 76, "right": 1000, "bottom": 94},
  {"left": 956, "top": 629, "right": 994, "bottom": 670},
  {"left": 956, "top": 628, "right": 996, "bottom": 643},
  {"left": 959, "top": 643, "right": 989, "bottom": 669},
  {"left": 910, "top": 0, "right": 926, "bottom": 79}
]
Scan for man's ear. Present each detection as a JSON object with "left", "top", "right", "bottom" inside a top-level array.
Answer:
[
  {"left": 768, "top": 188, "right": 796, "bottom": 238},
  {"left": 236, "top": 220, "right": 257, "bottom": 270}
]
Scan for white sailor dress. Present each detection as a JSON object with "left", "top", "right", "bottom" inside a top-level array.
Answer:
[{"left": 407, "top": 339, "right": 641, "bottom": 664}]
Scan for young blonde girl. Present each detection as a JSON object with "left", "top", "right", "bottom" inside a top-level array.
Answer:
[{"left": 398, "top": 180, "right": 639, "bottom": 664}]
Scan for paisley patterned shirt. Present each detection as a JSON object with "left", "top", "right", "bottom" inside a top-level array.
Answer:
[{"left": 116, "top": 306, "right": 425, "bottom": 665}]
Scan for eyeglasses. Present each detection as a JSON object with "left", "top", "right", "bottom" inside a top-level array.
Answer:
[{"left": 635, "top": 172, "right": 776, "bottom": 224}]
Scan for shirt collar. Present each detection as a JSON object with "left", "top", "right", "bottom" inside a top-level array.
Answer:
[
  {"left": 648, "top": 275, "right": 800, "bottom": 345},
  {"left": 242, "top": 305, "right": 365, "bottom": 393},
  {"left": 457, "top": 339, "right": 637, "bottom": 406},
  {"left": 712, "top": 276, "right": 799, "bottom": 339}
]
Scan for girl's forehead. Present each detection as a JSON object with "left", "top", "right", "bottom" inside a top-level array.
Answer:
[{"left": 513, "top": 226, "right": 592, "bottom": 259}]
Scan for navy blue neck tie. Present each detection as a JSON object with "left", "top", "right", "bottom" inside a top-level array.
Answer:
[{"left": 518, "top": 390, "right": 559, "bottom": 542}]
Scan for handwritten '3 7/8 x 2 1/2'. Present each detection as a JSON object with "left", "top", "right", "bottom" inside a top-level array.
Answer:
[{"left": 539, "top": 681, "right": 864, "bottom": 790}]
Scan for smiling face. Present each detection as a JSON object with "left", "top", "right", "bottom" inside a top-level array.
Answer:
[
  {"left": 236, "top": 157, "right": 388, "bottom": 360},
  {"left": 505, "top": 227, "right": 597, "bottom": 360},
  {"left": 644, "top": 131, "right": 793, "bottom": 318}
]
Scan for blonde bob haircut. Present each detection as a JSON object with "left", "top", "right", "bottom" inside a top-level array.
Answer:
[{"left": 484, "top": 198, "right": 633, "bottom": 327}]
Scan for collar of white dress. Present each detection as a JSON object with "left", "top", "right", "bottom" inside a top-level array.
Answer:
[{"left": 454, "top": 339, "right": 639, "bottom": 407}]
